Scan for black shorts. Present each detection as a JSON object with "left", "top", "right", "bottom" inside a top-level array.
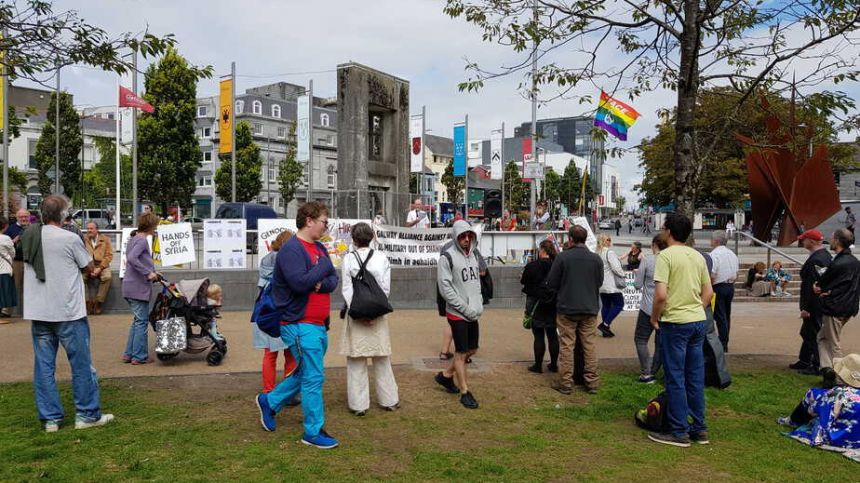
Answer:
[{"left": 448, "top": 318, "right": 479, "bottom": 353}]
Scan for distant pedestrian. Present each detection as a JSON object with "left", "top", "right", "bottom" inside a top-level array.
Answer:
[
  {"left": 255, "top": 202, "right": 340, "bottom": 449},
  {"left": 614, "top": 219, "right": 621, "bottom": 236},
  {"left": 533, "top": 201, "right": 551, "bottom": 230},
  {"left": 23, "top": 195, "right": 114, "bottom": 432},
  {"left": 843, "top": 207, "right": 855, "bottom": 235},
  {"left": 9, "top": 208, "right": 31, "bottom": 317},
  {"left": 546, "top": 225, "right": 603, "bottom": 395},
  {"left": 710, "top": 230, "right": 739, "bottom": 353},
  {"left": 633, "top": 234, "right": 668, "bottom": 384},
  {"left": 434, "top": 220, "right": 484, "bottom": 409},
  {"left": 340, "top": 222, "right": 399, "bottom": 415},
  {"left": 793, "top": 229, "right": 831, "bottom": 375},
  {"left": 596, "top": 235, "right": 625, "bottom": 338},
  {"left": 520, "top": 239, "right": 559, "bottom": 374},
  {"left": 648, "top": 213, "right": 713, "bottom": 447},
  {"left": 0, "top": 217, "right": 17, "bottom": 320},
  {"left": 814, "top": 228, "right": 860, "bottom": 387},
  {"left": 628, "top": 218, "right": 633, "bottom": 234}
]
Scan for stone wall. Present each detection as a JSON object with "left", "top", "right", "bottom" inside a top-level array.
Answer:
[{"left": 93, "top": 265, "right": 527, "bottom": 314}]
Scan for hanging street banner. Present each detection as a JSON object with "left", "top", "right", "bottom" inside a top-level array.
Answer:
[
  {"left": 219, "top": 79, "right": 233, "bottom": 154},
  {"left": 410, "top": 115, "right": 424, "bottom": 173},
  {"left": 156, "top": 222, "right": 195, "bottom": 267},
  {"left": 297, "top": 94, "right": 311, "bottom": 162},
  {"left": 522, "top": 137, "right": 534, "bottom": 181},
  {"left": 453, "top": 123, "right": 466, "bottom": 176},
  {"left": 524, "top": 162, "right": 544, "bottom": 180},
  {"left": 372, "top": 223, "right": 483, "bottom": 266},
  {"left": 120, "top": 107, "right": 134, "bottom": 145},
  {"left": 203, "top": 219, "right": 246, "bottom": 269},
  {"left": 490, "top": 129, "right": 503, "bottom": 180}
]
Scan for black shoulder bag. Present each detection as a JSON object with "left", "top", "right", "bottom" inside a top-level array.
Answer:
[{"left": 347, "top": 250, "right": 394, "bottom": 321}]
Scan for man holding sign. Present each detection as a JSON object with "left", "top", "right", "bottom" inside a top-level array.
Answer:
[{"left": 406, "top": 198, "right": 430, "bottom": 229}]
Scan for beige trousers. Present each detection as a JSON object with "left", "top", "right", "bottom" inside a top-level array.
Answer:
[
  {"left": 346, "top": 356, "right": 399, "bottom": 412},
  {"left": 818, "top": 315, "right": 849, "bottom": 369}
]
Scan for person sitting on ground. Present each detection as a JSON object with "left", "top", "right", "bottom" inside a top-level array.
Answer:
[
  {"left": 777, "top": 353, "right": 860, "bottom": 451},
  {"left": 622, "top": 241, "right": 645, "bottom": 271},
  {"left": 745, "top": 262, "right": 770, "bottom": 297},
  {"left": 765, "top": 260, "right": 793, "bottom": 297}
]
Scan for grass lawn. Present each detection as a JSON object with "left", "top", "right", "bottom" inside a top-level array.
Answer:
[{"left": 0, "top": 359, "right": 856, "bottom": 482}]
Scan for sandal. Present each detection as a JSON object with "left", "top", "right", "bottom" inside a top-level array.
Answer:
[{"left": 439, "top": 352, "right": 454, "bottom": 360}]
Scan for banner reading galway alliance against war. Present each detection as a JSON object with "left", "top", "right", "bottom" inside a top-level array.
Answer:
[{"left": 372, "top": 223, "right": 483, "bottom": 266}]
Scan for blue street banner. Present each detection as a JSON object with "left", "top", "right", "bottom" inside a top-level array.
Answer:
[{"left": 453, "top": 124, "right": 466, "bottom": 176}]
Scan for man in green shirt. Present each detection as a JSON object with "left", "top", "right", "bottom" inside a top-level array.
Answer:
[{"left": 648, "top": 214, "right": 713, "bottom": 448}]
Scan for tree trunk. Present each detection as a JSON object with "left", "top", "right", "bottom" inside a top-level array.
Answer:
[{"left": 673, "top": 1, "right": 701, "bottom": 220}]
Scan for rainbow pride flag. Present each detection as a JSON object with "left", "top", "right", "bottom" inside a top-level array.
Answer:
[{"left": 593, "top": 91, "right": 641, "bottom": 141}]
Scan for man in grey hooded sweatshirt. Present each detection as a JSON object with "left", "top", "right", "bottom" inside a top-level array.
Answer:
[{"left": 434, "top": 220, "right": 484, "bottom": 409}]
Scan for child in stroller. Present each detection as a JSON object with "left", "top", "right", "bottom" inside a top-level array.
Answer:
[{"left": 149, "top": 277, "right": 228, "bottom": 365}]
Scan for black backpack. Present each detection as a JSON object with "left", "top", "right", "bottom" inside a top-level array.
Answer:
[
  {"left": 634, "top": 391, "right": 670, "bottom": 432},
  {"left": 347, "top": 250, "right": 393, "bottom": 321}
]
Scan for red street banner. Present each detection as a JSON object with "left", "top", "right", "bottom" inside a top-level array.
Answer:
[
  {"left": 522, "top": 137, "right": 533, "bottom": 181},
  {"left": 118, "top": 86, "right": 154, "bottom": 113}
]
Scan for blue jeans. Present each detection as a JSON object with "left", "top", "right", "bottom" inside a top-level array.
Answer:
[
  {"left": 124, "top": 298, "right": 150, "bottom": 362},
  {"left": 659, "top": 320, "right": 707, "bottom": 437},
  {"left": 266, "top": 323, "right": 328, "bottom": 437},
  {"left": 599, "top": 293, "right": 624, "bottom": 326},
  {"left": 32, "top": 318, "right": 102, "bottom": 422}
]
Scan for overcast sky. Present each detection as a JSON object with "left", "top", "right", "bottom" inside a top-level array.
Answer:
[{"left": 21, "top": 0, "right": 860, "bottom": 205}]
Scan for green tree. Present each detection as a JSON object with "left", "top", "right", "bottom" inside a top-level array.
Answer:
[
  {"left": 215, "top": 121, "right": 262, "bottom": 202},
  {"left": 85, "top": 136, "right": 132, "bottom": 207},
  {"left": 33, "top": 91, "right": 82, "bottom": 198},
  {"left": 277, "top": 124, "right": 303, "bottom": 216},
  {"left": 615, "top": 196, "right": 626, "bottom": 215},
  {"left": 0, "top": 1, "right": 174, "bottom": 81},
  {"left": 7, "top": 167, "right": 28, "bottom": 194},
  {"left": 444, "top": 1, "right": 860, "bottom": 216},
  {"left": 503, "top": 160, "right": 528, "bottom": 212},
  {"left": 636, "top": 87, "right": 859, "bottom": 208},
  {"left": 137, "top": 48, "right": 212, "bottom": 213},
  {"left": 543, "top": 169, "right": 561, "bottom": 207},
  {"left": 441, "top": 159, "right": 465, "bottom": 206}
]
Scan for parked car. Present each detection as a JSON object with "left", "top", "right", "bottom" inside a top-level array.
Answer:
[
  {"left": 214, "top": 203, "right": 278, "bottom": 252},
  {"left": 598, "top": 219, "right": 613, "bottom": 230},
  {"left": 72, "top": 208, "right": 111, "bottom": 229}
]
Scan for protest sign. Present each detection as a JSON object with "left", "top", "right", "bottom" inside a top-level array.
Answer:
[
  {"left": 372, "top": 223, "right": 483, "bottom": 266},
  {"left": 203, "top": 219, "right": 246, "bottom": 269},
  {"left": 261, "top": 218, "right": 369, "bottom": 268},
  {"left": 257, "top": 219, "right": 294, "bottom": 262},
  {"left": 622, "top": 271, "right": 643, "bottom": 311},
  {"left": 156, "top": 223, "right": 195, "bottom": 267},
  {"left": 119, "top": 228, "right": 145, "bottom": 279}
]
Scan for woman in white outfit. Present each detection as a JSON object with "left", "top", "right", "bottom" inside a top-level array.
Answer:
[{"left": 340, "top": 222, "right": 399, "bottom": 416}]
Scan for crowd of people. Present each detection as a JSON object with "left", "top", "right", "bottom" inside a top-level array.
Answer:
[{"left": 8, "top": 196, "right": 859, "bottom": 454}]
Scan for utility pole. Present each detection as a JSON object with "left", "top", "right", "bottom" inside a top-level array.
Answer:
[
  {"left": 463, "top": 114, "right": 469, "bottom": 219},
  {"left": 500, "top": 122, "right": 505, "bottom": 214},
  {"left": 2, "top": 30, "right": 8, "bottom": 218},
  {"left": 231, "top": 61, "right": 236, "bottom": 202},
  {"left": 306, "top": 79, "right": 314, "bottom": 203},
  {"left": 529, "top": 0, "right": 538, "bottom": 222}
]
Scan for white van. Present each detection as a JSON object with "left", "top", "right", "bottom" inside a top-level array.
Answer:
[{"left": 72, "top": 209, "right": 111, "bottom": 229}]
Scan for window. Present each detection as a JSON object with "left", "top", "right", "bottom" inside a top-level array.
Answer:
[
  {"left": 197, "top": 176, "right": 212, "bottom": 187},
  {"left": 327, "top": 164, "right": 336, "bottom": 188},
  {"left": 268, "top": 164, "right": 276, "bottom": 181},
  {"left": 253, "top": 123, "right": 263, "bottom": 135},
  {"left": 277, "top": 126, "right": 287, "bottom": 139},
  {"left": 203, "top": 151, "right": 213, "bottom": 162},
  {"left": 201, "top": 127, "right": 211, "bottom": 138},
  {"left": 320, "top": 113, "right": 330, "bottom": 127},
  {"left": 271, "top": 104, "right": 281, "bottom": 118},
  {"left": 28, "top": 139, "right": 38, "bottom": 169},
  {"left": 197, "top": 105, "right": 208, "bottom": 117},
  {"left": 369, "top": 113, "right": 383, "bottom": 160},
  {"left": 235, "top": 100, "right": 244, "bottom": 114},
  {"left": 252, "top": 100, "right": 262, "bottom": 115}
]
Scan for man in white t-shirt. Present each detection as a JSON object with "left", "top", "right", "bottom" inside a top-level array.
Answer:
[
  {"left": 406, "top": 198, "right": 430, "bottom": 229},
  {"left": 23, "top": 195, "right": 114, "bottom": 432},
  {"left": 709, "top": 230, "right": 739, "bottom": 353}
]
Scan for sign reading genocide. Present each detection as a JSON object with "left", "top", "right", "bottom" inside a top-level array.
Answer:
[
  {"left": 257, "top": 218, "right": 294, "bottom": 262},
  {"left": 156, "top": 223, "right": 196, "bottom": 267},
  {"left": 203, "top": 219, "right": 246, "bottom": 269},
  {"left": 372, "top": 223, "right": 483, "bottom": 266},
  {"left": 622, "top": 271, "right": 643, "bottom": 311}
]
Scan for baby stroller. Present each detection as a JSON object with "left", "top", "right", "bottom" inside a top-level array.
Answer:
[{"left": 149, "top": 277, "right": 228, "bottom": 366}]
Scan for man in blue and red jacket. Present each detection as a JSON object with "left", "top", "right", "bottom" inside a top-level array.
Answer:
[{"left": 255, "top": 202, "right": 340, "bottom": 449}]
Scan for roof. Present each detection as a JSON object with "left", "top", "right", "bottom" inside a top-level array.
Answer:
[{"left": 425, "top": 134, "right": 453, "bottom": 157}]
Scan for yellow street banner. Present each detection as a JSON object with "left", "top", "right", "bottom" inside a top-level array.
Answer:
[
  {"left": 219, "top": 78, "right": 232, "bottom": 154},
  {"left": 1, "top": 37, "right": 5, "bottom": 131}
]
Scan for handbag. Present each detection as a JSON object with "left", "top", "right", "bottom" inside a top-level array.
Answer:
[
  {"left": 347, "top": 250, "right": 393, "bottom": 321},
  {"left": 251, "top": 282, "right": 282, "bottom": 338},
  {"left": 155, "top": 317, "right": 187, "bottom": 354},
  {"left": 522, "top": 298, "right": 540, "bottom": 330},
  {"left": 603, "top": 250, "right": 626, "bottom": 289}
]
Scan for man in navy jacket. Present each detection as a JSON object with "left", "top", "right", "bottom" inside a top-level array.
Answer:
[{"left": 255, "top": 202, "right": 340, "bottom": 449}]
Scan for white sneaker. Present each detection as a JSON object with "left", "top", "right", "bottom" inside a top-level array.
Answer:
[
  {"left": 782, "top": 291, "right": 792, "bottom": 297},
  {"left": 44, "top": 420, "right": 60, "bottom": 433},
  {"left": 75, "top": 414, "right": 115, "bottom": 430}
]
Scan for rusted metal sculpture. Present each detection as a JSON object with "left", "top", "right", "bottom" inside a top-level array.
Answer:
[{"left": 736, "top": 97, "right": 841, "bottom": 246}]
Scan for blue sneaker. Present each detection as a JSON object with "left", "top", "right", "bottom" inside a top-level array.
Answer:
[
  {"left": 255, "top": 393, "right": 276, "bottom": 432},
  {"left": 302, "top": 429, "right": 339, "bottom": 449}
]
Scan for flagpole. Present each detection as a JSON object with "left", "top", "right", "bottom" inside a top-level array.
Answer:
[
  {"left": 529, "top": 0, "right": 537, "bottom": 223},
  {"left": 230, "top": 61, "right": 236, "bottom": 203},
  {"left": 55, "top": 65, "right": 60, "bottom": 194},
  {"left": 115, "top": 78, "right": 121, "bottom": 232},
  {"left": 2, "top": 28, "right": 8, "bottom": 218},
  {"left": 463, "top": 114, "right": 469, "bottom": 219},
  {"left": 500, "top": 122, "right": 505, "bottom": 216},
  {"left": 132, "top": 50, "right": 138, "bottom": 215}
]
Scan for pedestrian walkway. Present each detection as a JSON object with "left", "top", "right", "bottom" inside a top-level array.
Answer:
[{"left": 0, "top": 303, "right": 856, "bottom": 383}]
